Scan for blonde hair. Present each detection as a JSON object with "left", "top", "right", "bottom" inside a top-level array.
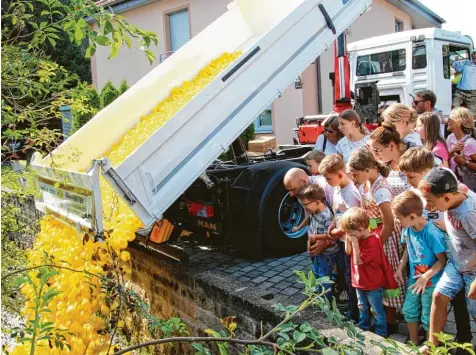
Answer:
[
  {"left": 391, "top": 190, "right": 423, "bottom": 217},
  {"left": 382, "top": 103, "right": 418, "bottom": 127},
  {"left": 340, "top": 207, "right": 369, "bottom": 232},
  {"left": 348, "top": 148, "right": 390, "bottom": 177},
  {"left": 319, "top": 154, "right": 345, "bottom": 175},
  {"left": 398, "top": 147, "right": 435, "bottom": 173},
  {"left": 450, "top": 107, "right": 476, "bottom": 139},
  {"left": 296, "top": 184, "right": 326, "bottom": 202},
  {"left": 339, "top": 109, "right": 369, "bottom": 135}
]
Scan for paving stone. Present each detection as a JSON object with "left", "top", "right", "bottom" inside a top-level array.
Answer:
[
  {"left": 241, "top": 266, "right": 256, "bottom": 273},
  {"left": 268, "top": 275, "right": 285, "bottom": 283},
  {"left": 268, "top": 260, "right": 284, "bottom": 267},
  {"left": 444, "top": 321, "right": 456, "bottom": 335},
  {"left": 237, "top": 276, "right": 251, "bottom": 282},
  {"left": 257, "top": 265, "right": 270, "bottom": 272},
  {"left": 248, "top": 271, "right": 261, "bottom": 279},
  {"left": 274, "top": 281, "right": 292, "bottom": 290},
  {"left": 266, "top": 287, "right": 280, "bottom": 295},
  {"left": 262, "top": 270, "right": 279, "bottom": 278},
  {"left": 224, "top": 266, "right": 241, "bottom": 273},
  {"left": 251, "top": 276, "right": 268, "bottom": 284},
  {"left": 281, "top": 270, "right": 295, "bottom": 277},
  {"left": 279, "top": 287, "right": 300, "bottom": 297},
  {"left": 259, "top": 282, "right": 275, "bottom": 290}
]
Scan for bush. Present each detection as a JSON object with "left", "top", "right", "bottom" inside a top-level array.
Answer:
[
  {"left": 119, "top": 79, "right": 129, "bottom": 94},
  {"left": 100, "top": 80, "right": 120, "bottom": 107},
  {"left": 71, "top": 85, "right": 101, "bottom": 133}
]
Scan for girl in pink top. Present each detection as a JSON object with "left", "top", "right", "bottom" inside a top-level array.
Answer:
[
  {"left": 416, "top": 112, "right": 450, "bottom": 167},
  {"left": 446, "top": 107, "right": 476, "bottom": 191}
]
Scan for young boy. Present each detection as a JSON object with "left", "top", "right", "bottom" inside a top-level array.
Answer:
[
  {"left": 418, "top": 168, "right": 476, "bottom": 352},
  {"left": 319, "top": 154, "right": 362, "bottom": 321},
  {"left": 340, "top": 207, "right": 394, "bottom": 337},
  {"left": 296, "top": 184, "right": 338, "bottom": 299},
  {"left": 305, "top": 150, "right": 326, "bottom": 176},
  {"left": 400, "top": 148, "right": 473, "bottom": 345},
  {"left": 392, "top": 190, "right": 447, "bottom": 345}
]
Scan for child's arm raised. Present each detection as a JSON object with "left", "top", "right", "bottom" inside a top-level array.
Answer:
[
  {"left": 350, "top": 237, "right": 362, "bottom": 265},
  {"left": 409, "top": 252, "right": 446, "bottom": 295},
  {"left": 292, "top": 215, "right": 310, "bottom": 232}
]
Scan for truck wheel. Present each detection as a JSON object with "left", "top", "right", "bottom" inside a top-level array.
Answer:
[
  {"left": 229, "top": 161, "right": 308, "bottom": 258},
  {"left": 261, "top": 178, "right": 308, "bottom": 256}
]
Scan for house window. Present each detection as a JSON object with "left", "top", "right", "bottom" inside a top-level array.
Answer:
[
  {"left": 395, "top": 19, "right": 403, "bottom": 33},
  {"left": 254, "top": 106, "right": 273, "bottom": 133},
  {"left": 168, "top": 9, "right": 190, "bottom": 52}
]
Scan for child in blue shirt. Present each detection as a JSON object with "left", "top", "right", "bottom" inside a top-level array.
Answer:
[{"left": 392, "top": 190, "right": 447, "bottom": 346}]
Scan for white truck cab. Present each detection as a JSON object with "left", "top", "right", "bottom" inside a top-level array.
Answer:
[{"left": 348, "top": 28, "right": 473, "bottom": 119}]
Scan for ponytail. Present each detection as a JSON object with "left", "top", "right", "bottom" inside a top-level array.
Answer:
[
  {"left": 348, "top": 147, "right": 389, "bottom": 178},
  {"left": 339, "top": 109, "right": 368, "bottom": 135}
]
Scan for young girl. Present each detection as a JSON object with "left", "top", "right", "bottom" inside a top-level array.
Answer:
[
  {"left": 368, "top": 121, "right": 413, "bottom": 196},
  {"left": 416, "top": 112, "right": 450, "bottom": 167},
  {"left": 382, "top": 104, "right": 422, "bottom": 147},
  {"left": 296, "top": 184, "right": 338, "bottom": 298},
  {"left": 336, "top": 109, "right": 369, "bottom": 163},
  {"left": 305, "top": 150, "right": 326, "bottom": 176},
  {"left": 314, "top": 114, "right": 344, "bottom": 155},
  {"left": 348, "top": 148, "right": 406, "bottom": 334},
  {"left": 446, "top": 107, "right": 476, "bottom": 191}
]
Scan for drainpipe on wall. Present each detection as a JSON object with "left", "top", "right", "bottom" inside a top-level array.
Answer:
[{"left": 316, "top": 57, "right": 322, "bottom": 114}]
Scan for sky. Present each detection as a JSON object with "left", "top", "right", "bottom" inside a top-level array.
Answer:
[{"left": 418, "top": 0, "right": 476, "bottom": 45}]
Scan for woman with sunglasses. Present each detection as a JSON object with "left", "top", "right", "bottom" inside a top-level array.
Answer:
[
  {"left": 335, "top": 109, "right": 369, "bottom": 163},
  {"left": 314, "top": 114, "right": 344, "bottom": 155}
]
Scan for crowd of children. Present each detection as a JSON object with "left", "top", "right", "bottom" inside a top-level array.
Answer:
[{"left": 284, "top": 103, "right": 476, "bottom": 352}]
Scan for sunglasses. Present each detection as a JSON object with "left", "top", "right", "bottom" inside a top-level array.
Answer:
[
  {"left": 324, "top": 128, "right": 336, "bottom": 134},
  {"left": 413, "top": 99, "right": 427, "bottom": 105}
]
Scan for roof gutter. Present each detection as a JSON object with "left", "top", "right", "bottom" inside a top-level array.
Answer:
[
  {"left": 398, "top": 0, "right": 445, "bottom": 27},
  {"left": 87, "top": 0, "right": 161, "bottom": 23}
]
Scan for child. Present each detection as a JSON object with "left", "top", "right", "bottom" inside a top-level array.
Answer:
[
  {"left": 296, "top": 184, "right": 337, "bottom": 298},
  {"left": 336, "top": 109, "right": 369, "bottom": 164},
  {"left": 399, "top": 148, "right": 473, "bottom": 346},
  {"left": 418, "top": 168, "right": 476, "bottom": 352},
  {"left": 340, "top": 207, "right": 397, "bottom": 337},
  {"left": 319, "top": 154, "right": 361, "bottom": 321},
  {"left": 416, "top": 112, "right": 450, "bottom": 167},
  {"left": 305, "top": 150, "right": 326, "bottom": 176},
  {"left": 392, "top": 190, "right": 447, "bottom": 346},
  {"left": 348, "top": 148, "right": 405, "bottom": 333}
]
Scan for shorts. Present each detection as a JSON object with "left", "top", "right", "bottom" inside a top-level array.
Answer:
[
  {"left": 435, "top": 259, "right": 476, "bottom": 317},
  {"left": 402, "top": 281, "right": 435, "bottom": 330}
]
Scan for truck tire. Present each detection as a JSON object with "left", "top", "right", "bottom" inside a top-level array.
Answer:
[{"left": 228, "top": 161, "right": 308, "bottom": 258}]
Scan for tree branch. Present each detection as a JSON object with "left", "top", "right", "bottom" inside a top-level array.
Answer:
[{"left": 111, "top": 336, "right": 289, "bottom": 355}]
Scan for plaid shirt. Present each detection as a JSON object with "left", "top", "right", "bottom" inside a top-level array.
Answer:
[{"left": 308, "top": 207, "right": 338, "bottom": 254}]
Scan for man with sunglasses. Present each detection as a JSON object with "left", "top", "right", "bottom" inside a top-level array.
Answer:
[{"left": 412, "top": 90, "right": 447, "bottom": 138}]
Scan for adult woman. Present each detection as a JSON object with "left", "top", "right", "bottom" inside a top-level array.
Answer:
[
  {"left": 447, "top": 107, "right": 476, "bottom": 191},
  {"left": 382, "top": 104, "right": 422, "bottom": 147},
  {"left": 314, "top": 114, "right": 343, "bottom": 155},
  {"left": 416, "top": 112, "right": 450, "bottom": 167},
  {"left": 335, "top": 109, "right": 369, "bottom": 163},
  {"left": 368, "top": 121, "right": 412, "bottom": 196}
]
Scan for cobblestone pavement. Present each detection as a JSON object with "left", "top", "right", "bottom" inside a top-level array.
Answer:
[{"left": 168, "top": 241, "right": 476, "bottom": 346}]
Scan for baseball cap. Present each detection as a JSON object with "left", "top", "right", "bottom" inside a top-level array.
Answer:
[{"left": 422, "top": 167, "right": 458, "bottom": 194}]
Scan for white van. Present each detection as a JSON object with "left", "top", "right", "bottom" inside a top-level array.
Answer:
[{"left": 348, "top": 28, "right": 473, "bottom": 120}]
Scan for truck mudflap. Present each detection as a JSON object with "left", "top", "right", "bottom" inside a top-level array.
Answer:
[{"left": 32, "top": 0, "right": 372, "bottom": 233}]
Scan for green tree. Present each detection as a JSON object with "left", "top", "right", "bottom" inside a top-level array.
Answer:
[
  {"left": 100, "top": 80, "right": 120, "bottom": 107},
  {"left": 119, "top": 79, "right": 129, "bottom": 94},
  {"left": 70, "top": 84, "right": 101, "bottom": 133}
]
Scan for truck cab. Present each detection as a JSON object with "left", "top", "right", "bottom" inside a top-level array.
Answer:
[{"left": 348, "top": 28, "right": 473, "bottom": 118}]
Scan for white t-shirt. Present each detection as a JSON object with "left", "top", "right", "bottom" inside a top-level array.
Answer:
[
  {"left": 403, "top": 131, "right": 423, "bottom": 147},
  {"left": 335, "top": 135, "right": 369, "bottom": 163},
  {"left": 314, "top": 134, "right": 338, "bottom": 155},
  {"left": 333, "top": 182, "right": 362, "bottom": 222},
  {"left": 360, "top": 175, "right": 393, "bottom": 206}
]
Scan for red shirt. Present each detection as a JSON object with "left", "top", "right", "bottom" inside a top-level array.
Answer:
[{"left": 350, "top": 235, "right": 387, "bottom": 291}]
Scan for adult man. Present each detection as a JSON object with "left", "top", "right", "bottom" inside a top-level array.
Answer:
[
  {"left": 452, "top": 51, "right": 476, "bottom": 116},
  {"left": 283, "top": 167, "right": 334, "bottom": 255},
  {"left": 412, "top": 90, "right": 447, "bottom": 138}
]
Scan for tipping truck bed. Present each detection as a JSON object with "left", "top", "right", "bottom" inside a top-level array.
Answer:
[{"left": 31, "top": 0, "right": 372, "bottom": 234}]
